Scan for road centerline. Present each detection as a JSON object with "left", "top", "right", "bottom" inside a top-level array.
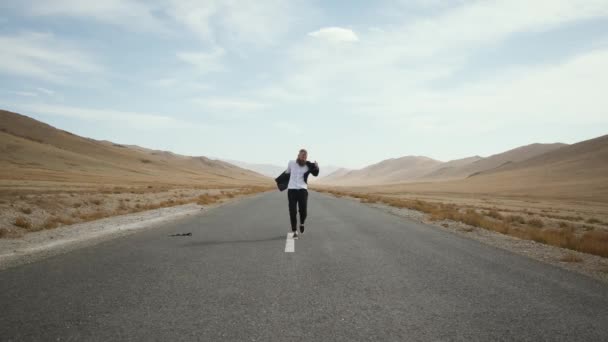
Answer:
[{"left": 285, "top": 232, "right": 295, "bottom": 253}]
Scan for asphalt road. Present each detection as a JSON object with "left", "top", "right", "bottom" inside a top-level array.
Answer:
[{"left": 1, "top": 191, "right": 608, "bottom": 341}]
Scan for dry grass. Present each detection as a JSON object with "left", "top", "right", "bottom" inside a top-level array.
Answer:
[
  {"left": 505, "top": 215, "right": 526, "bottom": 224},
  {"left": 0, "top": 227, "right": 24, "bottom": 239},
  {"left": 321, "top": 189, "right": 608, "bottom": 259},
  {"left": 196, "top": 194, "right": 221, "bottom": 205},
  {"left": 577, "top": 230, "right": 608, "bottom": 258},
  {"left": 1, "top": 185, "right": 271, "bottom": 237},
  {"left": 43, "top": 216, "right": 75, "bottom": 229},
  {"left": 14, "top": 216, "right": 31, "bottom": 229},
  {"left": 79, "top": 211, "right": 108, "bottom": 222},
  {"left": 485, "top": 209, "right": 503, "bottom": 220},
  {"left": 560, "top": 253, "right": 583, "bottom": 263},
  {"left": 527, "top": 218, "right": 544, "bottom": 228}
]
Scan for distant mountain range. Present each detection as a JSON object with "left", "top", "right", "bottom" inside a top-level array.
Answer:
[
  {"left": 222, "top": 159, "right": 343, "bottom": 180},
  {"left": 318, "top": 143, "right": 567, "bottom": 186},
  {"left": 317, "top": 134, "right": 608, "bottom": 202}
]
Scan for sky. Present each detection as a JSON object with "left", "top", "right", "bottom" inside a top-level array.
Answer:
[{"left": 1, "top": 0, "right": 607, "bottom": 169}]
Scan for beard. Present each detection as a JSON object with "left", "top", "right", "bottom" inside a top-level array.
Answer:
[{"left": 296, "top": 158, "right": 306, "bottom": 166}]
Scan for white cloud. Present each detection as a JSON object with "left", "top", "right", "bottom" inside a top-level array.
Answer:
[
  {"left": 260, "top": 0, "right": 608, "bottom": 115},
  {"left": 18, "top": 103, "right": 208, "bottom": 130},
  {"left": 308, "top": 27, "right": 359, "bottom": 43},
  {"left": 167, "top": 0, "right": 297, "bottom": 45},
  {"left": 10, "top": 91, "right": 38, "bottom": 97},
  {"left": 176, "top": 48, "right": 225, "bottom": 73},
  {"left": 10, "top": 0, "right": 301, "bottom": 46},
  {"left": 149, "top": 78, "right": 213, "bottom": 94},
  {"left": 15, "top": 0, "right": 168, "bottom": 34},
  {"left": 36, "top": 87, "right": 55, "bottom": 95},
  {"left": 0, "top": 32, "right": 102, "bottom": 83},
  {"left": 192, "top": 97, "right": 266, "bottom": 112}
]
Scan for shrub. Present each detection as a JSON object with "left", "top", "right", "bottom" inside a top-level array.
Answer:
[
  {"left": 485, "top": 209, "right": 503, "bottom": 220},
  {"left": 14, "top": 216, "right": 31, "bottom": 229},
  {"left": 560, "top": 253, "right": 583, "bottom": 263},
  {"left": 197, "top": 194, "right": 219, "bottom": 205},
  {"left": 527, "top": 218, "right": 544, "bottom": 228},
  {"left": 505, "top": 215, "right": 526, "bottom": 224},
  {"left": 577, "top": 230, "right": 608, "bottom": 258},
  {"left": 20, "top": 207, "right": 32, "bottom": 215}
]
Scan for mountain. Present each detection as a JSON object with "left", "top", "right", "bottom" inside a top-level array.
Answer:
[
  {"left": 319, "top": 156, "right": 442, "bottom": 186},
  {"left": 345, "top": 134, "right": 608, "bottom": 202},
  {"left": 416, "top": 156, "right": 483, "bottom": 181},
  {"left": 0, "top": 109, "right": 270, "bottom": 186},
  {"left": 430, "top": 143, "right": 566, "bottom": 180},
  {"left": 321, "top": 143, "right": 567, "bottom": 186},
  {"left": 316, "top": 168, "right": 351, "bottom": 183},
  {"left": 222, "top": 159, "right": 285, "bottom": 178}
]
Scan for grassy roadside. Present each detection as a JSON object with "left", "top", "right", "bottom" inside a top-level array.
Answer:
[
  {"left": 317, "top": 188, "right": 608, "bottom": 258},
  {"left": 1, "top": 185, "right": 271, "bottom": 238}
]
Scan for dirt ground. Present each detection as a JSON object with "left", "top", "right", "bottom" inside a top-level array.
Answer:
[{"left": 0, "top": 181, "right": 271, "bottom": 238}]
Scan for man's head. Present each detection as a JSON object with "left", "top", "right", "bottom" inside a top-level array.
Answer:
[{"left": 296, "top": 149, "right": 308, "bottom": 166}]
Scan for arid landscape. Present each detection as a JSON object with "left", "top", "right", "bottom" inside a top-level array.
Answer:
[
  {"left": 315, "top": 133, "right": 608, "bottom": 259},
  {"left": 0, "top": 110, "right": 273, "bottom": 238}
]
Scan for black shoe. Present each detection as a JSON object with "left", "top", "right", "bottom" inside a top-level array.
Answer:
[
  {"left": 300, "top": 225, "right": 305, "bottom": 234},
  {"left": 292, "top": 231, "right": 298, "bottom": 239}
]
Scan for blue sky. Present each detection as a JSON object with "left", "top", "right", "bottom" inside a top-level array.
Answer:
[{"left": 1, "top": 0, "right": 607, "bottom": 169}]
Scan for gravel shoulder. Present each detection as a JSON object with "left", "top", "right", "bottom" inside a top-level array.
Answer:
[
  {"left": 337, "top": 195, "right": 608, "bottom": 284},
  {"left": 0, "top": 199, "right": 238, "bottom": 270}
]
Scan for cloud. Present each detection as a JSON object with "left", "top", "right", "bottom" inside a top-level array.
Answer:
[
  {"left": 13, "top": 0, "right": 168, "bottom": 34},
  {"left": 192, "top": 97, "right": 267, "bottom": 112},
  {"left": 261, "top": 0, "right": 608, "bottom": 109},
  {"left": 308, "top": 27, "right": 359, "bottom": 43},
  {"left": 167, "top": 0, "right": 298, "bottom": 45},
  {"left": 9, "top": 0, "right": 301, "bottom": 46},
  {"left": 0, "top": 32, "right": 102, "bottom": 83},
  {"left": 176, "top": 48, "right": 225, "bottom": 73},
  {"left": 36, "top": 87, "right": 55, "bottom": 95},
  {"left": 18, "top": 103, "right": 208, "bottom": 130},
  {"left": 10, "top": 91, "right": 38, "bottom": 97}
]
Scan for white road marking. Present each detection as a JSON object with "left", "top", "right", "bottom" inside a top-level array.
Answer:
[{"left": 285, "top": 232, "right": 295, "bottom": 253}]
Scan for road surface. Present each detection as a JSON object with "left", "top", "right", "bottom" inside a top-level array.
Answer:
[{"left": 1, "top": 191, "right": 607, "bottom": 341}]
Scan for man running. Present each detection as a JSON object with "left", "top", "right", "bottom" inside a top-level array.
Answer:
[{"left": 275, "top": 149, "right": 320, "bottom": 239}]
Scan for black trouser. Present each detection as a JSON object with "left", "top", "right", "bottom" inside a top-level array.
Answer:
[{"left": 287, "top": 189, "right": 308, "bottom": 231}]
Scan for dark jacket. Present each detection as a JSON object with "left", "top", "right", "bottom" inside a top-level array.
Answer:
[{"left": 275, "top": 161, "right": 320, "bottom": 191}]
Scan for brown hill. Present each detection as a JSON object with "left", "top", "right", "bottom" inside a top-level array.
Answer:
[
  {"left": 320, "top": 156, "right": 442, "bottom": 186},
  {"left": 317, "top": 168, "right": 352, "bottom": 183},
  {"left": 416, "top": 156, "right": 482, "bottom": 181},
  {"left": 350, "top": 134, "right": 608, "bottom": 202},
  {"left": 424, "top": 143, "right": 566, "bottom": 181},
  {"left": 0, "top": 109, "right": 270, "bottom": 187}
]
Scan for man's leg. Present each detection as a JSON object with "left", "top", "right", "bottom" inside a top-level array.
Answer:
[
  {"left": 288, "top": 190, "right": 298, "bottom": 232},
  {"left": 298, "top": 189, "right": 308, "bottom": 230}
]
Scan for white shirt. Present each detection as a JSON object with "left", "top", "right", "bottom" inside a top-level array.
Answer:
[{"left": 285, "top": 160, "right": 310, "bottom": 190}]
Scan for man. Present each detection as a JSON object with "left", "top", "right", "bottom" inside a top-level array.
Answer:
[{"left": 275, "top": 149, "right": 319, "bottom": 239}]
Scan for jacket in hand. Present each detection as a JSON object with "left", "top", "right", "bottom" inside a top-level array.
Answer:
[{"left": 275, "top": 161, "right": 320, "bottom": 191}]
